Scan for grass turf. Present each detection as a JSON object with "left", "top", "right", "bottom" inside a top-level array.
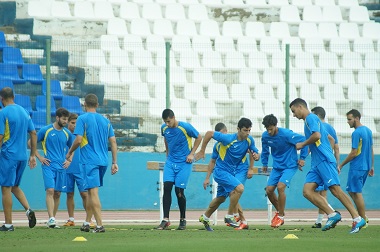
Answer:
[{"left": 1, "top": 224, "right": 379, "bottom": 252}]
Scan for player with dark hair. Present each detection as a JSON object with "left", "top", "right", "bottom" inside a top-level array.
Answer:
[
  {"left": 156, "top": 109, "right": 202, "bottom": 230},
  {"left": 338, "top": 109, "right": 374, "bottom": 229},
  {"left": 261, "top": 114, "right": 308, "bottom": 228},
  {"left": 289, "top": 98, "right": 366, "bottom": 233},
  {"left": 310, "top": 106, "right": 340, "bottom": 228},
  {"left": 196, "top": 117, "right": 260, "bottom": 228}
]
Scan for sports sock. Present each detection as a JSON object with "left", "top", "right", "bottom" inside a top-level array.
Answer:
[
  {"left": 225, "top": 214, "right": 234, "bottom": 219},
  {"left": 202, "top": 214, "right": 210, "bottom": 220},
  {"left": 327, "top": 212, "right": 337, "bottom": 218},
  {"left": 316, "top": 214, "right": 324, "bottom": 224},
  {"left": 353, "top": 216, "right": 362, "bottom": 222},
  {"left": 69, "top": 217, "right": 74, "bottom": 222},
  {"left": 83, "top": 221, "right": 90, "bottom": 226},
  {"left": 278, "top": 216, "right": 284, "bottom": 220},
  {"left": 5, "top": 224, "right": 12, "bottom": 228},
  {"left": 241, "top": 221, "right": 247, "bottom": 225}
]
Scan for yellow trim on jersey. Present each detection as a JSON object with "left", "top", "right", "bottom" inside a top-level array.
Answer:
[
  {"left": 218, "top": 140, "right": 237, "bottom": 161},
  {"left": 42, "top": 128, "right": 54, "bottom": 155},
  {"left": 356, "top": 138, "right": 362, "bottom": 156},
  {"left": 3, "top": 119, "right": 10, "bottom": 142},
  {"left": 80, "top": 129, "right": 88, "bottom": 148},
  {"left": 178, "top": 126, "right": 193, "bottom": 150}
]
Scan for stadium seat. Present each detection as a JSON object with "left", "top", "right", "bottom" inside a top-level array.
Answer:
[
  {"left": 31, "top": 111, "right": 47, "bottom": 131},
  {"left": 268, "top": 0, "right": 289, "bottom": 7},
  {"left": 304, "top": 37, "right": 326, "bottom": 55},
  {"left": 338, "top": 0, "right": 359, "bottom": 8},
  {"left": 277, "top": 84, "right": 298, "bottom": 101},
  {"left": 338, "top": 23, "right": 360, "bottom": 41},
  {"left": 347, "top": 84, "right": 369, "bottom": 102},
  {"left": 334, "top": 69, "right": 356, "bottom": 86},
  {"left": 279, "top": 5, "right": 301, "bottom": 24},
  {"left": 165, "top": 3, "right": 186, "bottom": 21},
  {"left": 222, "top": 21, "right": 243, "bottom": 39},
  {"left": 123, "top": 34, "right": 144, "bottom": 52},
  {"left": 199, "top": 0, "right": 223, "bottom": 8},
  {"left": 322, "top": 85, "right": 346, "bottom": 101},
  {"left": 153, "top": 19, "right": 174, "bottom": 39},
  {"left": 318, "top": 52, "right": 340, "bottom": 70},
  {"left": 0, "top": 64, "right": 24, "bottom": 84},
  {"left": 42, "top": 80, "right": 63, "bottom": 100},
  {"left": 364, "top": 53, "right": 380, "bottom": 70},
  {"left": 263, "top": 99, "right": 285, "bottom": 119},
  {"left": 245, "top": 0, "right": 267, "bottom": 7},
  {"left": 14, "top": 94, "right": 33, "bottom": 115},
  {"left": 353, "top": 37, "right": 375, "bottom": 55},
  {"left": 100, "top": 35, "right": 121, "bottom": 52},
  {"left": 178, "top": 0, "right": 200, "bottom": 5},
  {"left": 86, "top": 49, "right": 107, "bottom": 67},
  {"left": 230, "top": 83, "right": 252, "bottom": 102},
  {"left": 187, "top": 4, "right": 209, "bottom": 22},
  {"left": 315, "top": 0, "right": 336, "bottom": 6},
  {"left": 2, "top": 47, "right": 24, "bottom": 66},
  {"left": 199, "top": 20, "right": 220, "bottom": 39},
  {"left": 27, "top": 0, "right": 51, "bottom": 20},
  {"left": 132, "top": 50, "right": 154, "bottom": 68},
  {"left": 119, "top": 2, "right": 140, "bottom": 20},
  {"left": 202, "top": 51, "right": 224, "bottom": 70},
  {"left": 248, "top": 52, "right": 270, "bottom": 70},
  {"left": 109, "top": 50, "right": 131, "bottom": 67},
  {"left": 183, "top": 83, "right": 205, "bottom": 102},
  {"left": 148, "top": 98, "right": 166, "bottom": 118},
  {"left": 35, "top": 95, "right": 56, "bottom": 116},
  {"left": 170, "top": 67, "right": 188, "bottom": 87},
  {"left": 214, "top": 36, "right": 236, "bottom": 54},
  {"left": 190, "top": 115, "right": 212, "bottom": 134},
  {"left": 207, "top": 83, "right": 231, "bottom": 103},
  {"left": 192, "top": 35, "right": 213, "bottom": 54},
  {"left": 107, "top": 18, "right": 128, "bottom": 37},
  {"left": 94, "top": 1, "right": 114, "bottom": 21},
  {"left": 362, "top": 22, "right": 380, "bottom": 40},
  {"left": 146, "top": 66, "right": 166, "bottom": 85},
  {"left": 281, "top": 37, "right": 303, "bottom": 56},
  {"left": 129, "top": 82, "right": 151, "bottom": 102},
  {"left": 317, "top": 99, "right": 340, "bottom": 118},
  {"left": 142, "top": 3, "right": 163, "bottom": 21},
  {"left": 289, "top": 118, "right": 305, "bottom": 134},
  {"left": 291, "top": 0, "right": 312, "bottom": 8},
  {"left": 259, "top": 37, "right": 282, "bottom": 55},
  {"left": 62, "top": 96, "right": 83, "bottom": 115},
  {"left": 303, "top": 5, "right": 323, "bottom": 22},
  {"left": 99, "top": 66, "right": 121, "bottom": 85},
  {"left": 242, "top": 99, "right": 265, "bottom": 122},
  {"left": 195, "top": 98, "right": 222, "bottom": 119},
  {"left": 224, "top": 51, "right": 247, "bottom": 70},
  {"left": 130, "top": 18, "right": 152, "bottom": 38},
  {"left": 254, "top": 84, "right": 276, "bottom": 102},
  {"left": 271, "top": 52, "right": 287, "bottom": 70},
  {"left": 50, "top": 1, "right": 72, "bottom": 20},
  {"left": 74, "top": 1, "right": 95, "bottom": 20},
  {"left": 310, "top": 69, "right": 332, "bottom": 87},
  {"left": 349, "top": 6, "right": 370, "bottom": 23},
  {"left": 358, "top": 69, "right": 379, "bottom": 87},
  {"left": 171, "top": 36, "right": 192, "bottom": 54},
  {"left": 333, "top": 116, "right": 354, "bottom": 136},
  {"left": 322, "top": 6, "right": 343, "bottom": 23},
  {"left": 22, "top": 64, "right": 44, "bottom": 84},
  {"left": 156, "top": 0, "right": 177, "bottom": 5},
  {"left": 245, "top": 22, "right": 267, "bottom": 40},
  {"left": 179, "top": 50, "right": 201, "bottom": 69},
  {"left": 298, "top": 22, "right": 319, "bottom": 40},
  {"left": 262, "top": 68, "right": 284, "bottom": 87},
  {"left": 170, "top": 98, "right": 193, "bottom": 118},
  {"left": 298, "top": 84, "right": 322, "bottom": 104},
  {"left": 237, "top": 37, "right": 258, "bottom": 55},
  {"left": 363, "top": 100, "right": 380, "bottom": 119},
  {"left": 146, "top": 35, "right": 166, "bottom": 53},
  {"left": 318, "top": 22, "right": 338, "bottom": 41},
  {"left": 0, "top": 31, "right": 7, "bottom": 48},
  {"left": 269, "top": 22, "right": 291, "bottom": 40},
  {"left": 341, "top": 52, "right": 363, "bottom": 70},
  {"left": 239, "top": 68, "right": 261, "bottom": 87},
  {"left": 176, "top": 20, "right": 198, "bottom": 37},
  {"left": 293, "top": 52, "right": 316, "bottom": 70},
  {"left": 329, "top": 37, "right": 351, "bottom": 56},
  {"left": 0, "top": 79, "right": 15, "bottom": 91},
  {"left": 289, "top": 69, "right": 309, "bottom": 87}
]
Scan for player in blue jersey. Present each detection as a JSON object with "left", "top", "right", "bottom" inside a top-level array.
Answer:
[
  {"left": 63, "top": 113, "right": 94, "bottom": 228},
  {"left": 338, "top": 109, "right": 374, "bottom": 229},
  {"left": 290, "top": 98, "right": 366, "bottom": 234},
  {"left": 33, "top": 107, "right": 73, "bottom": 228},
  {"left": 311, "top": 106, "right": 340, "bottom": 228},
  {"left": 261, "top": 114, "right": 308, "bottom": 228},
  {"left": 0, "top": 87, "right": 37, "bottom": 231},
  {"left": 200, "top": 123, "right": 254, "bottom": 231},
  {"left": 66, "top": 94, "right": 118, "bottom": 233},
  {"left": 156, "top": 109, "right": 202, "bottom": 230},
  {"left": 196, "top": 117, "right": 260, "bottom": 228}
]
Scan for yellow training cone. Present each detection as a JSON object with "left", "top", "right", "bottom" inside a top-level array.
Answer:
[
  {"left": 283, "top": 234, "right": 299, "bottom": 239},
  {"left": 72, "top": 236, "right": 87, "bottom": 242}
]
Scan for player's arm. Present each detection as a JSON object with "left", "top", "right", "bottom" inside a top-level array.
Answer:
[
  {"left": 28, "top": 130, "right": 37, "bottom": 169},
  {"left": 164, "top": 137, "right": 168, "bottom": 157},
  {"left": 369, "top": 146, "right": 374, "bottom": 177},
  {"left": 204, "top": 158, "right": 216, "bottom": 190},
  {"left": 187, "top": 133, "right": 202, "bottom": 163},
  {"left": 66, "top": 135, "right": 82, "bottom": 161},
  {"left": 109, "top": 136, "right": 118, "bottom": 175},
  {"left": 195, "top": 130, "right": 214, "bottom": 161},
  {"left": 338, "top": 148, "right": 357, "bottom": 173},
  {"left": 247, "top": 152, "right": 255, "bottom": 179},
  {"left": 333, "top": 143, "right": 340, "bottom": 164},
  {"left": 261, "top": 136, "right": 269, "bottom": 172},
  {"left": 296, "top": 131, "right": 320, "bottom": 150}
]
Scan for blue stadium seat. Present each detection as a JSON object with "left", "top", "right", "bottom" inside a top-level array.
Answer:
[
  {"left": 31, "top": 111, "right": 47, "bottom": 131},
  {"left": 42, "top": 80, "right": 63, "bottom": 100},
  {"left": 14, "top": 94, "right": 33, "bottom": 115},
  {"left": 0, "top": 31, "right": 7, "bottom": 49},
  {"left": 0, "top": 79, "right": 15, "bottom": 91},
  {"left": 62, "top": 95, "right": 83, "bottom": 115},
  {"left": 0, "top": 63, "right": 25, "bottom": 84},
  {"left": 35, "top": 95, "right": 56, "bottom": 116},
  {"left": 2, "top": 47, "right": 24, "bottom": 66},
  {"left": 22, "top": 64, "right": 44, "bottom": 84}
]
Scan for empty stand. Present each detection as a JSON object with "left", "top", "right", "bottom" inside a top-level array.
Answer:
[
  {"left": 165, "top": 3, "right": 187, "bottom": 21},
  {"left": 279, "top": 5, "right": 301, "bottom": 24},
  {"left": 35, "top": 95, "right": 56, "bottom": 116},
  {"left": 362, "top": 22, "right": 380, "bottom": 40},
  {"left": 119, "top": 2, "right": 140, "bottom": 20},
  {"left": 187, "top": 4, "right": 209, "bottom": 22},
  {"left": 0, "top": 64, "right": 24, "bottom": 84},
  {"left": 248, "top": 52, "right": 270, "bottom": 70},
  {"left": 15, "top": 94, "right": 33, "bottom": 115},
  {"left": 31, "top": 111, "right": 48, "bottom": 131},
  {"left": 107, "top": 18, "right": 128, "bottom": 37},
  {"left": 199, "top": 20, "right": 221, "bottom": 39},
  {"left": 153, "top": 19, "right": 174, "bottom": 38},
  {"left": 190, "top": 115, "right": 212, "bottom": 134},
  {"left": 62, "top": 96, "right": 83, "bottom": 115},
  {"left": 338, "top": 23, "right": 360, "bottom": 41},
  {"left": 348, "top": 5, "right": 370, "bottom": 23},
  {"left": 2, "top": 47, "right": 24, "bottom": 66},
  {"left": 22, "top": 64, "right": 44, "bottom": 84},
  {"left": 224, "top": 51, "right": 247, "bottom": 70},
  {"left": 245, "top": 22, "right": 266, "bottom": 40},
  {"left": 42, "top": 80, "right": 63, "bottom": 100},
  {"left": 176, "top": 20, "right": 198, "bottom": 37},
  {"left": 222, "top": 21, "right": 243, "bottom": 39},
  {"left": 237, "top": 37, "right": 258, "bottom": 55},
  {"left": 130, "top": 18, "right": 152, "bottom": 37}
]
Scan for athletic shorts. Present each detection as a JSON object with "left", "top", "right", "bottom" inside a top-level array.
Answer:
[
  {"left": 267, "top": 167, "right": 298, "bottom": 187},
  {"left": 163, "top": 160, "right": 192, "bottom": 189},
  {"left": 305, "top": 161, "right": 340, "bottom": 189},
  {"left": 213, "top": 168, "right": 242, "bottom": 195},
  {"left": 42, "top": 167, "right": 67, "bottom": 192},
  {"left": 82, "top": 164, "right": 107, "bottom": 190},
  {"left": 66, "top": 172, "right": 87, "bottom": 193},
  {"left": 0, "top": 156, "right": 26, "bottom": 187},
  {"left": 234, "top": 168, "right": 248, "bottom": 186},
  {"left": 346, "top": 169, "right": 369, "bottom": 193},
  {"left": 315, "top": 184, "right": 328, "bottom": 192}
]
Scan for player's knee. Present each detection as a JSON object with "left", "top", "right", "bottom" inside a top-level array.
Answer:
[
  {"left": 277, "top": 183, "right": 286, "bottom": 193},
  {"left": 175, "top": 187, "right": 185, "bottom": 199},
  {"left": 163, "top": 182, "right": 174, "bottom": 194},
  {"left": 235, "top": 184, "right": 244, "bottom": 194}
]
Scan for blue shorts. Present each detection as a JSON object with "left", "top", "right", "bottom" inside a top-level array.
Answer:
[
  {"left": 213, "top": 168, "right": 242, "bottom": 195},
  {"left": 315, "top": 184, "right": 328, "bottom": 192},
  {"left": 267, "top": 167, "right": 298, "bottom": 187},
  {"left": 234, "top": 168, "right": 248, "bottom": 185},
  {"left": 216, "top": 184, "right": 228, "bottom": 198},
  {"left": 305, "top": 161, "right": 340, "bottom": 189},
  {"left": 66, "top": 172, "right": 87, "bottom": 193},
  {"left": 346, "top": 169, "right": 369, "bottom": 193},
  {"left": 42, "top": 167, "right": 67, "bottom": 192},
  {"left": 82, "top": 164, "right": 107, "bottom": 190},
  {"left": 0, "top": 156, "right": 26, "bottom": 187},
  {"left": 163, "top": 160, "right": 192, "bottom": 189}
]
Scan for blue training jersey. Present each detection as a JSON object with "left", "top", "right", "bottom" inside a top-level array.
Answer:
[
  {"left": 323, "top": 122, "right": 338, "bottom": 144},
  {"left": 213, "top": 132, "right": 259, "bottom": 174},
  {"left": 74, "top": 112, "right": 115, "bottom": 166},
  {"left": 37, "top": 124, "right": 73, "bottom": 170},
  {"left": 212, "top": 142, "right": 249, "bottom": 172},
  {"left": 0, "top": 104, "right": 35, "bottom": 161},
  {"left": 350, "top": 126, "right": 373, "bottom": 171},
  {"left": 161, "top": 121, "right": 199, "bottom": 163},
  {"left": 261, "top": 128, "right": 308, "bottom": 169},
  {"left": 66, "top": 132, "right": 81, "bottom": 174},
  {"left": 304, "top": 113, "right": 335, "bottom": 167}
]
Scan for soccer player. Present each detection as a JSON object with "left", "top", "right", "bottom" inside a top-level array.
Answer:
[
  {"left": 196, "top": 117, "right": 260, "bottom": 228},
  {"left": 155, "top": 109, "right": 202, "bottom": 230},
  {"left": 66, "top": 94, "right": 118, "bottom": 233},
  {"left": 289, "top": 98, "right": 366, "bottom": 233},
  {"left": 200, "top": 122, "right": 254, "bottom": 231},
  {"left": 33, "top": 107, "right": 73, "bottom": 228},
  {"left": 338, "top": 109, "right": 374, "bottom": 228},
  {"left": 63, "top": 113, "right": 94, "bottom": 228},
  {"left": 0, "top": 87, "right": 37, "bottom": 231},
  {"left": 311, "top": 106, "right": 340, "bottom": 228},
  {"left": 261, "top": 114, "right": 308, "bottom": 228}
]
